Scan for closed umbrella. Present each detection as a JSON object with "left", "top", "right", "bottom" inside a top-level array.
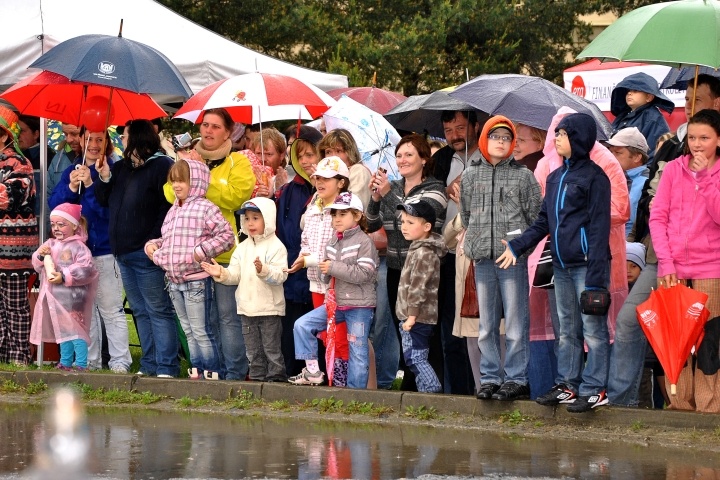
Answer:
[{"left": 449, "top": 74, "right": 611, "bottom": 140}]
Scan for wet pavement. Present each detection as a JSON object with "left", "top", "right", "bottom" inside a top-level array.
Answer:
[{"left": 0, "top": 405, "right": 719, "bottom": 479}]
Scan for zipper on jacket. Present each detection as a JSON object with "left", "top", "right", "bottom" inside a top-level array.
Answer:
[
  {"left": 554, "top": 162, "right": 570, "bottom": 268},
  {"left": 685, "top": 183, "right": 699, "bottom": 265},
  {"left": 491, "top": 168, "right": 496, "bottom": 257},
  {"left": 580, "top": 226, "right": 588, "bottom": 261}
]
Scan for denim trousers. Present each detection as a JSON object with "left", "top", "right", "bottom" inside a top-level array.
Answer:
[
  {"left": 116, "top": 249, "right": 179, "bottom": 377},
  {"left": 60, "top": 339, "right": 88, "bottom": 368},
  {"left": 169, "top": 278, "right": 223, "bottom": 376},
  {"left": 241, "top": 314, "right": 286, "bottom": 380},
  {"left": 400, "top": 321, "right": 441, "bottom": 393},
  {"left": 369, "top": 257, "right": 400, "bottom": 389},
  {"left": 88, "top": 254, "right": 132, "bottom": 371},
  {"left": 607, "top": 263, "right": 657, "bottom": 406},
  {"left": 475, "top": 257, "right": 530, "bottom": 386},
  {"left": 294, "top": 304, "right": 374, "bottom": 388},
  {"left": 210, "top": 267, "right": 248, "bottom": 380},
  {"left": 553, "top": 264, "right": 610, "bottom": 396}
]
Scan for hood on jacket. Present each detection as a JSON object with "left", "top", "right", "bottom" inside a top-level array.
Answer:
[
  {"left": 290, "top": 131, "right": 323, "bottom": 183},
  {"left": 239, "top": 196, "right": 277, "bottom": 240},
  {"left": 409, "top": 231, "right": 448, "bottom": 258},
  {"left": 610, "top": 72, "right": 675, "bottom": 116},
  {"left": 182, "top": 158, "right": 210, "bottom": 203},
  {"left": 556, "top": 113, "right": 597, "bottom": 162},
  {"left": 478, "top": 115, "right": 517, "bottom": 162}
]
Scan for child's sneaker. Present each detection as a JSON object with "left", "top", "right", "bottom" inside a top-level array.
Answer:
[
  {"left": 188, "top": 367, "right": 201, "bottom": 380},
  {"left": 567, "top": 391, "right": 608, "bottom": 413},
  {"left": 288, "top": 368, "right": 325, "bottom": 385},
  {"left": 536, "top": 383, "right": 577, "bottom": 406},
  {"left": 204, "top": 370, "right": 220, "bottom": 381},
  {"left": 55, "top": 363, "right": 73, "bottom": 372}
]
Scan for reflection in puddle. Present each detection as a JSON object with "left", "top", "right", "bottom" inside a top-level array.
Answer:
[{"left": 0, "top": 404, "right": 717, "bottom": 479}]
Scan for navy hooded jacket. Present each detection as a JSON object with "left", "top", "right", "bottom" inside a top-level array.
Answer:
[
  {"left": 509, "top": 113, "right": 611, "bottom": 289},
  {"left": 610, "top": 72, "right": 673, "bottom": 164}
]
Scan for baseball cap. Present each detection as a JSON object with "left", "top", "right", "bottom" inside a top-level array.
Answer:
[
  {"left": 605, "top": 127, "right": 649, "bottom": 154},
  {"left": 312, "top": 156, "right": 350, "bottom": 179},
  {"left": 397, "top": 200, "right": 436, "bottom": 226},
  {"left": 488, "top": 122, "right": 514, "bottom": 138},
  {"left": 324, "top": 192, "right": 364, "bottom": 212},
  {"left": 239, "top": 201, "right": 261, "bottom": 215}
]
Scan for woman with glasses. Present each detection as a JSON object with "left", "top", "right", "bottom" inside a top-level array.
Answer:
[
  {"left": 49, "top": 126, "right": 132, "bottom": 373},
  {"left": 459, "top": 115, "right": 542, "bottom": 402}
]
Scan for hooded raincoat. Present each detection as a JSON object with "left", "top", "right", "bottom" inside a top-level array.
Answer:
[
  {"left": 530, "top": 107, "right": 630, "bottom": 341},
  {"left": 148, "top": 159, "right": 235, "bottom": 284},
  {"left": 217, "top": 197, "right": 288, "bottom": 317},
  {"left": 30, "top": 229, "right": 98, "bottom": 345}
]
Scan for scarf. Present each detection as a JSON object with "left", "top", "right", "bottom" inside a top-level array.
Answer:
[{"left": 195, "top": 138, "right": 232, "bottom": 163}]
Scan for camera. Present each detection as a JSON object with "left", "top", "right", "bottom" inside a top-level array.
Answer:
[{"left": 172, "top": 132, "right": 193, "bottom": 152}]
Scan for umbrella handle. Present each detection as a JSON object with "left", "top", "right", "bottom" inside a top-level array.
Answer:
[{"left": 670, "top": 384, "right": 677, "bottom": 396}]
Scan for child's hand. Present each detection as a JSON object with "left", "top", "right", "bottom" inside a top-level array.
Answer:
[
  {"left": 284, "top": 254, "right": 308, "bottom": 274},
  {"left": 254, "top": 256, "right": 263, "bottom": 274},
  {"left": 48, "top": 271, "right": 63, "bottom": 285},
  {"left": 495, "top": 240, "right": 517, "bottom": 269},
  {"left": 37, "top": 245, "right": 51, "bottom": 256},
  {"left": 402, "top": 316, "right": 416, "bottom": 331},
  {"left": 144, "top": 243, "right": 158, "bottom": 260},
  {"left": 319, "top": 259, "right": 331, "bottom": 275},
  {"left": 201, "top": 259, "right": 223, "bottom": 277}
]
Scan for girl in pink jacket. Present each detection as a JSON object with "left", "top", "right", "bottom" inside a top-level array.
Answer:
[
  {"left": 145, "top": 159, "right": 235, "bottom": 380},
  {"left": 31, "top": 203, "right": 98, "bottom": 371}
]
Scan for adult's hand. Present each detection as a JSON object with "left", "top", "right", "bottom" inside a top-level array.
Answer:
[
  {"left": 369, "top": 169, "right": 390, "bottom": 202},
  {"left": 68, "top": 168, "right": 82, "bottom": 193},
  {"left": 76, "top": 165, "right": 93, "bottom": 188},
  {"left": 659, "top": 273, "right": 678, "bottom": 288},
  {"left": 448, "top": 181, "right": 461, "bottom": 205}
]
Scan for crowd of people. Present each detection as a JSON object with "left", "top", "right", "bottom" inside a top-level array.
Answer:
[{"left": 0, "top": 71, "right": 719, "bottom": 415}]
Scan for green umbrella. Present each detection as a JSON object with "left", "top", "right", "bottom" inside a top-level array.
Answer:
[{"left": 578, "top": 0, "right": 720, "bottom": 68}]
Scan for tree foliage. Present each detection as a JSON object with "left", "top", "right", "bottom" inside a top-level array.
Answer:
[{"left": 158, "top": 0, "right": 660, "bottom": 94}]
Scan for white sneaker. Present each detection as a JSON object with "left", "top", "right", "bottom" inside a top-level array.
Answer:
[
  {"left": 157, "top": 374, "right": 173, "bottom": 379},
  {"left": 288, "top": 368, "right": 324, "bottom": 385},
  {"left": 111, "top": 365, "right": 128, "bottom": 374},
  {"left": 204, "top": 370, "right": 220, "bottom": 381}
]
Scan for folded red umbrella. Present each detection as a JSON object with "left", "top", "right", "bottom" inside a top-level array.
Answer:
[{"left": 636, "top": 283, "right": 710, "bottom": 395}]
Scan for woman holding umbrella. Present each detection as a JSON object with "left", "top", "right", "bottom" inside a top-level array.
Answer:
[
  {"left": 0, "top": 105, "right": 38, "bottom": 365},
  {"left": 366, "top": 134, "right": 447, "bottom": 390},
  {"left": 95, "top": 119, "right": 179, "bottom": 377},
  {"left": 168, "top": 108, "right": 256, "bottom": 380}
]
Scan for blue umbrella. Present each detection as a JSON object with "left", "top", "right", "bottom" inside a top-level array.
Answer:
[
  {"left": 660, "top": 66, "right": 720, "bottom": 90},
  {"left": 29, "top": 31, "right": 192, "bottom": 99},
  {"left": 449, "top": 74, "right": 612, "bottom": 140}
]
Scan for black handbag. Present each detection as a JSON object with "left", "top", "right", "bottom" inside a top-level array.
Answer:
[
  {"left": 532, "top": 238, "right": 554, "bottom": 289},
  {"left": 580, "top": 289, "right": 611, "bottom": 316}
]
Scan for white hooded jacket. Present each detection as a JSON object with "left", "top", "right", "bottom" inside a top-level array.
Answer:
[{"left": 216, "top": 197, "right": 288, "bottom": 317}]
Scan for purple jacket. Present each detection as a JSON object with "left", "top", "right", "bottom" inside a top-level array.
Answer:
[
  {"left": 148, "top": 159, "right": 235, "bottom": 284},
  {"left": 650, "top": 154, "right": 720, "bottom": 279}
]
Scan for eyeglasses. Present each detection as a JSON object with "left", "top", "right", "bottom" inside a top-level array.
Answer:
[
  {"left": 555, "top": 131, "right": 568, "bottom": 138},
  {"left": 488, "top": 134, "right": 512, "bottom": 142}
]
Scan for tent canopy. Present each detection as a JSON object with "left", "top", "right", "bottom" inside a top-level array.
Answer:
[{"left": 0, "top": 0, "right": 347, "bottom": 103}]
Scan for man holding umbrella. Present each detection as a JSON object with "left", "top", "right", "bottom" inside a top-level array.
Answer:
[{"left": 433, "top": 110, "right": 482, "bottom": 395}]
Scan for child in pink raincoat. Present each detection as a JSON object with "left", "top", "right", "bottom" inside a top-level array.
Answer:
[{"left": 31, "top": 203, "right": 98, "bottom": 371}]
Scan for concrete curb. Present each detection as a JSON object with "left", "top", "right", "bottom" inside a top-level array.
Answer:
[{"left": 7, "top": 370, "right": 720, "bottom": 431}]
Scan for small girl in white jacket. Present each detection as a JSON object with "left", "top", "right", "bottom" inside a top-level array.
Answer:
[{"left": 202, "top": 197, "right": 288, "bottom": 382}]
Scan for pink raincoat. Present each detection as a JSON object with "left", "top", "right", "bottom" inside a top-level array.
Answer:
[
  {"left": 30, "top": 231, "right": 98, "bottom": 345},
  {"left": 531, "top": 107, "right": 630, "bottom": 341}
]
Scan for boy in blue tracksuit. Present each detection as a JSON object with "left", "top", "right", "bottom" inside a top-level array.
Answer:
[
  {"left": 496, "top": 113, "right": 612, "bottom": 413},
  {"left": 609, "top": 72, "right": 673, "bottom": 165}
]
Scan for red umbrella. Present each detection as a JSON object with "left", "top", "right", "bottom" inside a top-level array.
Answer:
[
  {"left": 636, "top": 284, "right": 710, "bottom": 395},
  {"left": 1, "top": 71, "right": 166, "bottom": 130},
  {"left": 327, "top": 86, "right": 407, "bottom": 115},
  {"left": 174, "top": 72, "right": 335, "bottom": 124}
]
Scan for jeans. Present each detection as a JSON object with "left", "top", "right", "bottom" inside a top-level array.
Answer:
[
  {"left": 400, "top": 322, "right": 441, "bottom": 393},
  {"left": 241, "top": 314, "right": 286, "bottom": 380},
  {"left": 169, "top": 278, "right": 223, "bottom": 376},
  {"left": 60, "top": 339, "right": 88, "bottom": 368},
  {"left": 210, "top": 272, "right": 248, "bottom": 380},
  {"left": 475, "top": 257, "right": 530, "bottom": 386},
  {"left": 528, "top": 340, "right": 558, "bottom": 400},
  {"left": 88, "top": 254, "right": 132, "bottom": 371},
  {"left": 294, "top": 305, "right": 374, "bottom": 388},
  {"left": 554, "top": 264, "right": 610, "bottom": 396},
  {"left": 607, "top": 263, "right": 657, "bottom": 406},
  {"left": 116, "top": 249, "right": 179, "bottom": 377},
  {"left": 370, "top": 257, "right": 400, "bottom": 389}
]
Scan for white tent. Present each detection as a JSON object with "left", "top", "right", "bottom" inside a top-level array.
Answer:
[{"left": 0, "top": 0, "right": 348, "bottom": 99}]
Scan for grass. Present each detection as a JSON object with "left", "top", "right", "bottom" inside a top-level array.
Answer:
[
  {"left": 404, "top": 405, "right": 439, "bottom": 421},
  {"left": 498, "top": 409, "right": 531, "bottom": 427},
  {"left": 78, "top": 383, "right": 164, "bottom": 405}
]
